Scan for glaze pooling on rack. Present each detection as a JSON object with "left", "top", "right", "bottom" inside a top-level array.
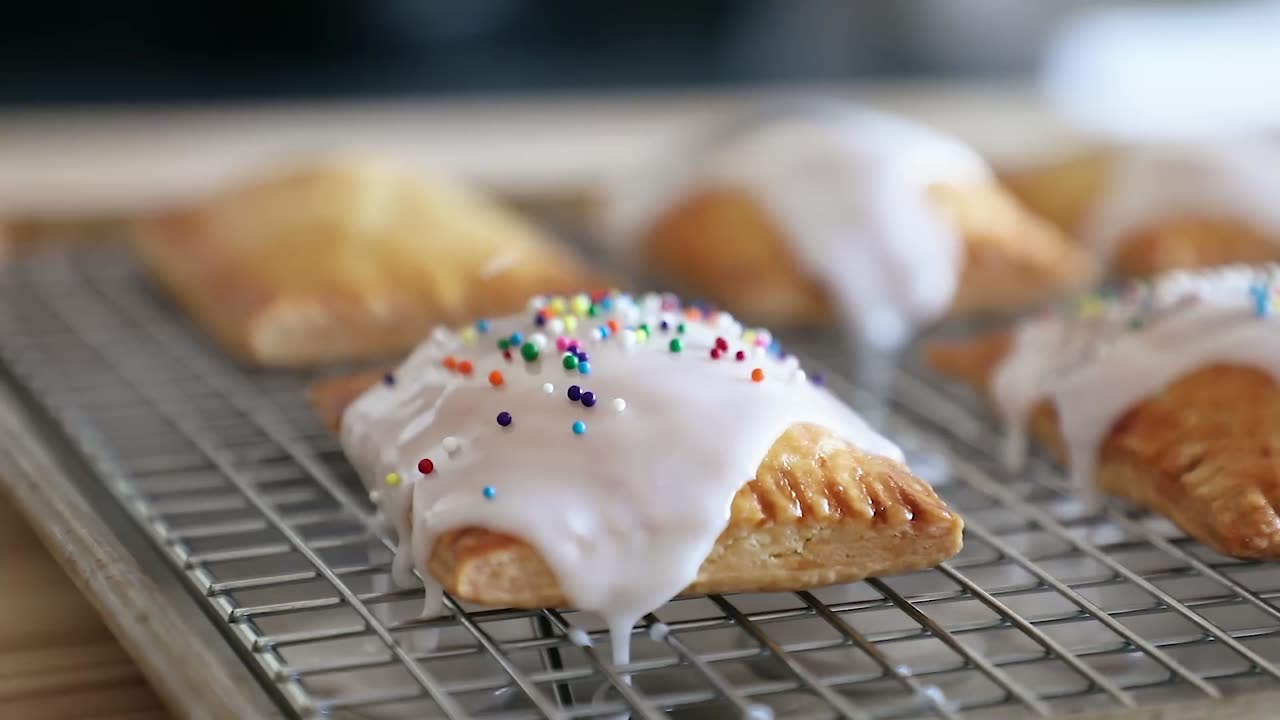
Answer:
[
  {"left": 605, "top": 107, "right": 992, "bottom": 353},
  {"left": 992, "top": 264, "right": 1280, "bottom": 488},
  {"left": 1083, "top": 139, "right": 1280, "bottom": 259},
  {"left": 338, "top": 291, "right": 903, "bottom": 665}
]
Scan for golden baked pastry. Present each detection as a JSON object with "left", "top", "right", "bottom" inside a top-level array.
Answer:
[
  {"left": 642, "top": 182, "right": 1095, "bottom": 329},
  {"left": 605, "top": 108, "right": 1096, "bottom": 356},
  {"left": 316, "top": 367, "right": 964, "bottom": 606},
  {"left": 308, "top": 292, "right": 963, "bottom": 614},
  {"left": 1003, "top": 148, "right": 1280, "bottom": 277},
  {"left": 134, "top": 157, "right": 599, "bottom": 367},
  {"left": 926, "top": 266, "right": 1280, "bottom": 558},
  {"left": 313, "top": 371, "right": 964, "bottom": 606}
]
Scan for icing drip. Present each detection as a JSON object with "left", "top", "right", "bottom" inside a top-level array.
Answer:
[
  {"left": 606, "top": 107, "right": 992, "bottom": 353},
  {"left": 992, "top": 265, "right": 1280, "bottom": 488},
  {"left": 339, "top": 292, "right": 903, "bottom": 665},
  {"left": 1084, "top": 139, "right": 1280, "bottom": 260}
]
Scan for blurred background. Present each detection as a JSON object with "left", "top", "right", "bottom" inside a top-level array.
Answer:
[
  {"left": 0, "top": 1, "right": 1108, "bottom": 105},
  {"left": 1, "top": 0, "right": 1276, "bottom": 216}
]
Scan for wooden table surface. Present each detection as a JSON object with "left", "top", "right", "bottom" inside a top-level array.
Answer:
[{"left": 0, "top": 492, "right": 169, "bottom": 720}]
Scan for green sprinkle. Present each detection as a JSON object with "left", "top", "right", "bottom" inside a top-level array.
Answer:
[
  {"left": 562, "top": 353, "right": 579, "bottom": 370},
  {"left": 668, "top": 338, "right": 684, "bottom": 353},
  {"left": 587, "top": 304, "right": 599, "bottom": 317},
  {"left": 521, "top": 342, "right": 539, "bottom": 362},
  {"left": 677, "top": 322, "right": 686, "bottom": 334},
  {"left": 498, "top": 338, "right": 510, "bottom": 351}
]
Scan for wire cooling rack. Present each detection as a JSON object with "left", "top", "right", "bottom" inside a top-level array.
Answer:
[{"left": 3, "top": 248, "right": 1280, "bottom": 720}]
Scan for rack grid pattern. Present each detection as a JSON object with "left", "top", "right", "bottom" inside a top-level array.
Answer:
[{"left": 3, "top": 248, "right": 1280, "bottom": 719}]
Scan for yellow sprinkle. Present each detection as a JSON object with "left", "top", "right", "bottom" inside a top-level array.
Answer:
[
  {"left": 564, "top": 316, "right": 579, "bottom": 332},
  {"left": 461, "top": 327, "right": 477, "bottom": 344},
  {"left": 1076, "top": 296, "right": 1106, "bottom": 318},
  {"left": 743, "top": 330, "right": 757, "bottom": 344},
  {"left": 385, "top": 472, "right": 401, "bottom": 486},
  {"left": 550, "top": 297, "right": 567, "bottom": 314},
  {"left": 572, "top": 294, "right": 591, "bottom": 315},
  {"left": 636, "top": 327, "right": 648, "bottom": 341}
]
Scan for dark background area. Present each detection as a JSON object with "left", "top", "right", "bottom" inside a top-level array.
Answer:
[{"left": 0, "top": 1, "right": 1092, "bottom": 107}]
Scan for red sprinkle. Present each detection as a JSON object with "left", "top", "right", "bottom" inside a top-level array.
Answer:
[
  {"left": 443, "top": 356, "right": 458, "bottom": 371},
  {"left": 458, "top": 360, "right": 474, "bottom": 376},
  {"left": 735, "top": 350, "right": 747, "bottom": 362},
  {"left": 502, "top": 349, "right": 513, "bottom": 361},
  {"left": 418, "top": 458, "right": 435, "bottom": 475},
  {"left": 710, "top": 348, "right": 723, "bottom": 360},
  {"left": 715, "top": 337, "right": 729, "bottom": 351}
]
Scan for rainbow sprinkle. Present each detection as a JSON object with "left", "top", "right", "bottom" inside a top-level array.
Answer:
[{"left": 387, "top": 291, "right": 845, "bottom": 506}]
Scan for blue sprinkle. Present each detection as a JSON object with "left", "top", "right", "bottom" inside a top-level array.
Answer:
[
  {"left": 572, "top": 420, "right": 587, "bottom": 435},
  {"left": 600, "top": 296, "right": 614, "bottom": 310},
  {"left": 1250, "top": 282, "right": 1271, "bottom": 318},
  {"left": 475, "top": 319, "right": 490, "bottom": 333},
  {"left": 510, "top": 332, "right": 524, "bottom": 345},
  {"left": 482, "top": 485, "right": 497, "bottom": 499},
  {"left": 578, "top": 361, "right": 592, "bottom": 375}
]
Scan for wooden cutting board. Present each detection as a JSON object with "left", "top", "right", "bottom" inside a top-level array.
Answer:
[{"left": 0, "top": 493, "right": 169, "bottom": 720}]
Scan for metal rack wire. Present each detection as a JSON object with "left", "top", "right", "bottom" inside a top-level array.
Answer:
[{"left": 3, "top": 247, "right": 1280, "bottom": 719}]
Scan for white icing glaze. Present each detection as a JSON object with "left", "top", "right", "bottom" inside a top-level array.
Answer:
[
  {"left": 339, "top": 292, "right": 903, "bottom": 665},
  {"left": 992, "top": 265, "right": 1280, "bottom": 488},
  {"left": 1083, "top": 138, "right": 1280, "bottom": 260},
  {"left": 606, "top": 107, "right": 992, "bottom": 351}
]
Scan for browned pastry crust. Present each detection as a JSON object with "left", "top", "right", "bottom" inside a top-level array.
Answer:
[
  {"left": 309, "top": 373, "right": 965, "bottom": 608},
  {"left": 640, "top": 183, "right": 1095, "bottom": 328},
  {"left": 1002, "top": 151, "right": 1280, "bottom": 277},
  {"left": 133, "top": 157, "right": 601, "bottom": 367},
  {"left": 927, "top": 336, "right": 1280, "bottom": 559}
]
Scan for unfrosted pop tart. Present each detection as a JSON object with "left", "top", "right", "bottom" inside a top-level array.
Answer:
[
  {"left": 603, "top": 106, "right": 1094, "bottom": 352},
  {"left": 309, "top": 291, "right": 964, "bottom": 663},
  {"left": 1003, "top": 140, "right": 1280, "bottom": 277},
  {"left": 928, "top": 265, "right": 1280, "bottom": 558},
  {"left": 135, "top": 155, "right": 599, "bottom": 367}
]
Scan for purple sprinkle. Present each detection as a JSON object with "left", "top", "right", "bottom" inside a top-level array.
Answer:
[
  {"left": 382, "top": 372, "right": 396, "bottom": 386},
  {"left": 496, "top": 411, "right": 513, "bottom": 427},
  {"left": 534, "top": 314, "right": 546, "bottom": 326},
  {"left": 567, "top": 384, "right": 582, "bottom": 401},
  {"left": 575, "top": 350, "right": 590, "bottom": 363},
  {"left": 660, "top": 320, "right": 671, "bottom": 331},
  {"left": 810, "top": 372, "right": 825, "bottom": 386},
  {"left": 566, "top": 340, "right": 581, "bottom": 352},
  {"left": 581, "top": 391, "right": 597, "bottom": 407}
]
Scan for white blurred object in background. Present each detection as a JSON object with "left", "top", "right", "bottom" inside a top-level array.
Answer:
[{"left": 1043, "top": 0, "right": 1280, "bottom": 142}]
